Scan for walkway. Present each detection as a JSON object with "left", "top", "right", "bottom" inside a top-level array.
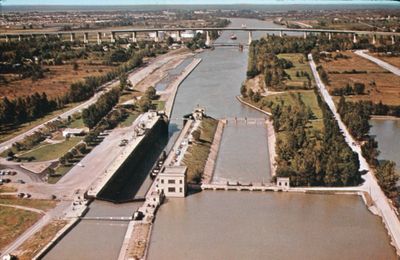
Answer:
[
  {"left": 355, "top": 50, "right": 400, "bottom": 76},
  {"left": 0, "top": 203, "right": 45, "bottom": 214},
  {"left": 309, "top": 53, "right": 400, "bottom": 255}
]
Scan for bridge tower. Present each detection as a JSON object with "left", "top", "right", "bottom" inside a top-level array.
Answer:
[
  {"left": 132, "top": 31, "right": 137, "bottom": 43},
  {"left": 353, "top": 33, "right": 358, "bottom": 44},
  {"left": 154, "top": 31, "right": 159, "bottom": 42},
  {"left": 83, "top": 32, "right": 89, "bottom": 44},
  {"left": 248, "top": 31, "right": 253, "bottom": 45},
  {"left": 97, "top": 32, "right": 102, "bottom": 44},
  {"left": 205, "top": 30, "right": 211, "bottom": 47},
  {"left": 110, "top": 32, "right": 116, "bottom": 43}
]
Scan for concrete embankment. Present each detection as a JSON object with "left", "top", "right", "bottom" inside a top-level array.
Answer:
[
  {"left": 203, "top": 120, "right": 226, "bottom": 184},
  {"left": 164, "top": 58, "right": 202, "bottom": 119},
  {"left": 236, "top": 96, "right": 276, "bottom": 176}
]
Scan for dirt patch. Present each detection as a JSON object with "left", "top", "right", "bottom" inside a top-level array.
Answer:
[
  {"left": 14, "top": 220, "right": 68, "bottom": 260},
  {"left": 128, "top": 223, "right": 151, "bottom": 259}
]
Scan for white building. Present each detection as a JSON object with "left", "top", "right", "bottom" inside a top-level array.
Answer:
[
  {"left": 62, "top": 128, "right": 84, "bottom": 138},
  {"left": 157, "top": 166, "right": 187, "bottom": 198},
  {"left": 277, "top": 177, "right": 290, "bottom": 191}
]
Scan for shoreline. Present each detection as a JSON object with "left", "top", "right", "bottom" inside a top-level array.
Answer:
[
  {"left": 236, "top": 95, "right": 276, "bottom": 177},
  {"left": 371, "top": 115, "right": 400, "bottom": 120}
]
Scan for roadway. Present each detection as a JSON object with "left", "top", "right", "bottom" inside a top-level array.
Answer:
[
  {"left": 309, "top": 53, "right": 400, "bottom": 255},
  {"left": 354, "top": 50, "right": 400, "bottom": 76},
  {"left": 3, "top": 27, "right": 400, "bottom": 37}
]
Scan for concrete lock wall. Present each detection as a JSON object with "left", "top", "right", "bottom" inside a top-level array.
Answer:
[{"left": 97, "top": 119, "right": 168, "bottom": 202}]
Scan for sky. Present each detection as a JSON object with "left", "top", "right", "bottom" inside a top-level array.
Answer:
[{"left": 3, "top": 0, "right": 400, "bottom": 5}]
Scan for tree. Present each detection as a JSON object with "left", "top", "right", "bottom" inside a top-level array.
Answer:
[
  {"left": 145, "top": 86, "right": 157, "bottom": 100},
  {"left": 376, "top": 160, "right": 399, "bottom": 199},
  {"left": 240, "top": 84, "right": 247, "bottom": 98},
  {"left": 72, "top": 62, "right": 79, "bottom": 71},
  {"left": 166, "top": 36, "right": 174, "bottom": 46}
]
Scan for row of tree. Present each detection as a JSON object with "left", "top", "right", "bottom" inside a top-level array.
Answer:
[
  {"left": 331, "top": 82, "right": 365, "bottom": 96},
  {"left": 82, "top": 88, "right": 120, "bottom": 129}
]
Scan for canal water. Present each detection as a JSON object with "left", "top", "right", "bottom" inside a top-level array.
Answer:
[
  {"left": 43, "top": 17, "right": 397, "bottom": 259},
  {"left": 370, "top": 118, "right": 400, "bottom": 171},
  {"left": 148, "top": 17, "right": 397, "bottom": 259}
]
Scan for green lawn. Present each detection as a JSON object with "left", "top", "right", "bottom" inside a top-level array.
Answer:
[
  {"left": 119, "top": 112, "right": 139, "bottom": 128},
  {"left": 278, "top": 53, "right": 315, "bottom": 89},
  {"left": 20, "top": 137, "right": 83, "bottom": 162},
  {"left": 48, "top": 165, "right": 73, "bottom": 184},
  {"left": 68, "top": 118, "right": 85, "bottom": 129},
  {"left": 152, "top": 100, "right": 165, "bottom": 111},
  {"left": 183, "top": 117, "right": 218, "bottom": 183}
]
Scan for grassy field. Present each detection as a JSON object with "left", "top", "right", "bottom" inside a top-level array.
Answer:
[
  {"left": 20, "top": 137, "right": 83, "bottom": 162},
  {"left": 119, "top": 112, "right": 139, "bottom": 128},
  {"left": 16, "top": 220, "right": 67, "bottom": 260},
  {"left": 68, "top": 117, "right": 85, "bottom": 129},
  {"left": 278, "top": 53, "right": 315, "bottom": 89},
  {"left": 320, "top": 51, "right": 400, "bottom": 106},
  {"left": 0, "top": 196, "right": 58, "bottom": 211},
  {"left": 0, "top": 206, "right": 41, "bottom": 250},
  {"left": 183, "top": 117, "right": 218, "bottom": 183},
  {"left": 152, "top": 100, "right": 166, "bottom": 111}
]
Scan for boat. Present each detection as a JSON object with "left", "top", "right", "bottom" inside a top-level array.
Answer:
[
  {"left": 241, "top": 23, "right": 247, "bottom": 28},
  {"left": 230, "top": 34, "right": 237, "bottom": 40}
]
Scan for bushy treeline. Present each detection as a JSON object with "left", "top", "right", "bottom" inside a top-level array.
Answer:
[
  {"left": 82, "top": 88, "right": 120, "bottom": 129},
  {"left": 0, "top": 92, "right": 58, "bottom": 127},
  {"left": 272, "top": 91, "right": 362, "bottom": 187}
]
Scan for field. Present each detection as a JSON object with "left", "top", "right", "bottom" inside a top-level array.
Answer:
[
  {"left": 320, "top": 51, "right": 400, "bottom": 106},
  {"left": 183, "top": 117, "right": 218, "bottom": 183},
  {"left": 369, "top": 53, "right": 400, "bottom": 68},
  {"left": 0, "top": 206, "right": 41, "bottom": 250},
  {"left": 1, "top": 61, "right": 114, "bottom": 99},
  {"left": 278, "top": 53, "right": 315, "bottom": 89},
  {"left": 0, "top": 196, "right": 57, "bottom": 211},
  {"left": 19, "top": 136, "right": 83, "bottom": 162},
  {"left": 264, "top": 90, "right": 324, "bottom": 131},
  {"left": 15, "top": 220, "right": 68, "bottom": 260}
]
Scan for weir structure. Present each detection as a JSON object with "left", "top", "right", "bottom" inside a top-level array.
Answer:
[{"left": 2, "top": 27, "right": 400, "bottom": 47}]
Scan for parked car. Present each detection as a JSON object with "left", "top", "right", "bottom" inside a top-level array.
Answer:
[{"left": 17, "top": 179, "right": 25, "bottom": 184}]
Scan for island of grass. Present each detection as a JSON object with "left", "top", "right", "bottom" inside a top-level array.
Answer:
[{"left": 183, "top": 116, "right": 218, "bottom": 183}]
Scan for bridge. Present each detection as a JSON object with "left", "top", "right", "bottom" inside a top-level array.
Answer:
[
  {"left": 79, "top": 216, "right": 132, "bottom": 221},
  {"left": 1, "top": 27, "right": 399, "bottom": 46}
]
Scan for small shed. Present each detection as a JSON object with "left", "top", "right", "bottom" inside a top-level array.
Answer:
[{"left": 277, "top": 177, "right": 290, "bottom": 191}]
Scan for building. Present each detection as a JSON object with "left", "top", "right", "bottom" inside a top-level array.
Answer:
[
  {"left": 277, "top": 177, "right": 290, "bottom": 191},
  {"left": 62, "top": 128, "right": 85, "bottom": 138},
  {"left": 157, "top": 166, "right": 187, "bottom": 197}
]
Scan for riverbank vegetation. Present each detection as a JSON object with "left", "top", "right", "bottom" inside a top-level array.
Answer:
[
  {"left": 245, "top": 37, "right": 366, "bottom": 186},
  {"left": 183, "top": 117, "right": 218, "bottom": 183}
]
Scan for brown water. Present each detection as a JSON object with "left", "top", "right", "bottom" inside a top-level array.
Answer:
[
  {"left": 213, "top": 122, "right": 271, "bottom": 183},
  {"left": 148, "top": 192, "right": 396, "bottom": 260}
]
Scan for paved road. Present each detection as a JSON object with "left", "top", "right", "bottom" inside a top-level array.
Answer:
[
  {"left": 355, "top": 50, "right": 400, "bottom": 76},
  {"left": 309, "top": 53, "right": 400, "bottom": 254}
]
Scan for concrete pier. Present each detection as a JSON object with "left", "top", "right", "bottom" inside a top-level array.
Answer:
[
  {"left": 97, "top": 32, "right": 102, "bottom": 44},
  {"left": 111, "top": 32, "right": 116, "bottom": 43},
  {"left": 83, "top": 32, "right": 89, "bottom": 43},
  {"left": 372, "top": 34, "right": 377, "bottom": 45},
  {"left": 353, "top": 33, "right": 358, "bottom": 43},
  {"left": 132, "top": 31, "right": 137, "bottom": 43},
  {"left": 328, "top": 32, "right": 332, "bottom": 41},
  {"left": 154, "top": 31, "right": 159, "bottom": 42},
  {"left": 176, "top": 30, "right": 181, "bottom": 42},
  {"left": 248, "top": 31, "right": 253, "bottom": 45},
  {"left": 70, "top": 33, "right": 75, "bottom": 42},
  {"left": 205, "top": 30, "right": 211, "bottom": 46}
]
